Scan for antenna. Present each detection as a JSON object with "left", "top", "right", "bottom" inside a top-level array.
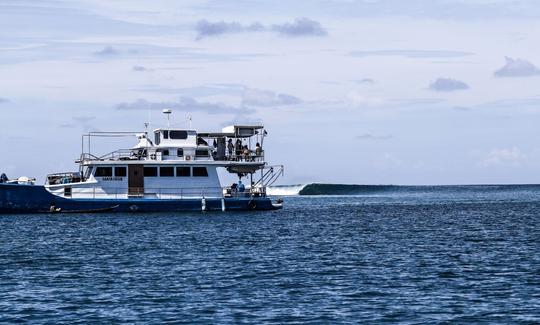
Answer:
[
  {"left": 188, "top": 114, "right": 192, "bottom": 129},
  {"left": 163, "top": 109, "right": 172, "bottom": 129}
]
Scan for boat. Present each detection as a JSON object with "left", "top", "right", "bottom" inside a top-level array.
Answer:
[{"left": 0, "top": 112, "right": 284, "bottom": 214}]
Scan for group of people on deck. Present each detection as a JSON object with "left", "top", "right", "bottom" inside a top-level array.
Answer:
[{"left": 226, "top": 139, "right": 263, "bottom": 161}]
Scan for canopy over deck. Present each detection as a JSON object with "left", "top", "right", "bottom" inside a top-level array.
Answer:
[{"left": 198, "top": 125, "right": 264, "bottom": 138}]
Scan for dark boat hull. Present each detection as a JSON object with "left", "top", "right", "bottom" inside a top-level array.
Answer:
[{"left": 0, "top": 184, "right": 282, "bottom": 214}]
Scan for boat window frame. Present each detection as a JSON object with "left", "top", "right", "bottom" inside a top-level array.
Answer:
[
  {"left": 95, "top": 166, "right": 113, "bottom": 177},
  {"left": 143, "top": 166, "right": 158, "bottom": 177},
  {"left": 115, "top": 167, "right": 127, "bottom": 177},
  {"left": 193, "top": 167, "right": 208, "bottom": 177},
  {"left": 176, "top": 166, "right": 191, "bottom": 177},
  {"left": 170, "top": 130, "right": 188, "bottom": 140},
  {"left": 160, "top": 166, "right": 174, "bottom": 177}
]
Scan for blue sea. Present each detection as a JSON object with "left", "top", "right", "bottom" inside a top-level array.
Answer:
[{"left": 1, "top": 185, "right": 539, "bottom": 324}]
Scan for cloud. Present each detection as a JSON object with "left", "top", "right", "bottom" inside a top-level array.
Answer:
[
  {"left": 350, "top": 50, "right": 473, "bottom": 59},
  {"left": 60, "top": 116, "right": 98, "bottom": 132},
  {"left": 494, "top": 57, "right": 540, "bottom": 77},
  {"left": 195, "top": 18, "right": 327, "bottom": 39},
  {"left": 72, "top": 116, "right": 96, "bottom": 124},
  {"left": 429, "top": 78, "right": 469, "bottom": 92},
  {"left": 356, "top": 133, "right": 393, "bottom": 140},
  {"left": 271, "top": 18, "right": 327, "bottom": 37},
  {"left": 132, "top": 65, "right": 148, "bottom": 72},
  {"left": 195, "top": 20, "right": 264, "bottom": 39},
  {"left": 480, "top": 147, "right": 525, "bottom": 167},
  {"left": 117, "top": 97, "right": 256, "bottom": 115},
  {"left": 355, "top": 78, "right": 375, "bottom": 84},
  {"left": 242, "top": 88, "right": 302, "bottom": 107},
  {"left": 93, "top": 46, "right": 119, "bottom": 56},
  {"left": 0, "top": 98, "right": 9, "bottom": 104}
]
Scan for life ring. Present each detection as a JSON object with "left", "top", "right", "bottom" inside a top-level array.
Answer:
[
  {"left": 185, "top": 156, "right": 191, "bottom": 161},
  {"left": 247, "top": 200, "right": 257, "bottom": 210}
]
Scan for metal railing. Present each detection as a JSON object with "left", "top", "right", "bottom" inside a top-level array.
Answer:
[
  {"left": 58, "top": 186, "right": 267, "bottom": 200},
  {"left": 78, "top": 149, "right": 265, "bottom": 163}
]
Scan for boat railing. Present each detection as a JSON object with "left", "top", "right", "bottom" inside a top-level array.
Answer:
[
  {"left": 213, "top": 150, "right": 265, "bottom": 162},
  {"left": 65, "top": 186, "right": 268, "bottom": 199},
  {"left": 79, "top": 149, "right": 265, "bottom": 163},
  {"left": 79, "top": 149, "right": 145, "bottom": 162}
]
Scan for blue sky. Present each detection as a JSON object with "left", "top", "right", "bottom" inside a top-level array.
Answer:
[{"left": 2, "top": 0, "right": 540, "bottom": 184}]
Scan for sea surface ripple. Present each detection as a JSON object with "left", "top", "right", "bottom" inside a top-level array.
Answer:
[{"left": 1, "top": 186, "right": 539, "bottom": 324}]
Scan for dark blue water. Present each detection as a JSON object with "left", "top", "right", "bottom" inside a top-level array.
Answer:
[{"left": 1, "top": 186, "right": 540, "bottom": 324}]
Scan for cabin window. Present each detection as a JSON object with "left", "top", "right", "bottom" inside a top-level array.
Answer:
[
  {"left": 170, "top": 131, "right": 188, "bottom": 139},
  {"left": 115, "top": 167, "right": 127, "bottom": 177},
  {"left": 95, "top": 167, "right": 113, "bottom": 177},
  {"left": 193, "top": 167, "right": 208, "bottom": 177},
  {"left": 144, "top": 167, "right": 158, "bottom": 177},
  {"left": 154, "top": 133, "right": 161, "bottom": 145},
  {"left": 64, "top": 187, "right": 72, "bottom": 197},
  {"left": 160, "top": 167, "right": 174, "bottom": 177},
  {"left": 177, "top": 149, "right": 183, "bottom": 157},
  {"left": 84, "top": 166, "right": 94, "bottom": 179},
  {"left": 176, "top": 167, "right": 190, "bottom": 177},
  {"left": 162, "top": 149, "right": 170, "bottom": 156},
  {"left": 163, "top": 130, "right": 169, "bottom": 139},
  {"left": 196, "top": 149, "right": 209, "bottom": 157}
]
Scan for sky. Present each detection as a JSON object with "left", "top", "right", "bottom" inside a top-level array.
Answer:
[{"left": 2, "top": 0, "right": 540, "bottom": 185}]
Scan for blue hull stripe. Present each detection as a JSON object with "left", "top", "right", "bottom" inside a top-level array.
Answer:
[{"left": 0, "top": 184, "right": 281, "bottom": 214}]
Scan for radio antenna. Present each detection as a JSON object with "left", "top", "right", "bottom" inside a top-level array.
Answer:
[{"left": 163, "top": 109, "right": 172, "bottom": 129}]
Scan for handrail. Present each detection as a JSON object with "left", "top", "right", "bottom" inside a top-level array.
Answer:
[{"left": 49, "top": 185, "right": 269, "bottom": 199}]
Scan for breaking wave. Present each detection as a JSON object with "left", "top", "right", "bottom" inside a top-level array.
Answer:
[
  {"left": 267, "top": 183, "right": 540, "bottom": 196},
  {"left": 267, "top": 183, "right": 400, "bottom": 196}
]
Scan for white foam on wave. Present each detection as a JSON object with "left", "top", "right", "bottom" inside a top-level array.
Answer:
[{"left": 267, "top": 184, "right": 307, "bottom": 196}]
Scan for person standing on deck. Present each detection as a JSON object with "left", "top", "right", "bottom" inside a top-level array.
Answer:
[{"left": 227, "top": 139, "right": 234, "bottom": 158}]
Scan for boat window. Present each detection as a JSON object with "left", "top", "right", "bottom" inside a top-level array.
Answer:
[
  {"left": 176, "top": 167, "right": 190, "bottom": 177},
  {"left": 144, "top": 167, "right": 158, "bottom": 177},
  {"left": 155, "top": 132, "right": 161, "bottom": 145},
  {"left": 196, "top": 149, "right": 209, "bottom": 157},
  {"left": 95, "top": 167, "right": 113, "bottom": 177},
  {"left": 115, "top": 167, "right": 127, "bottom": 177},
  {"left": 193, "top": 167, "right": 208, "bottom": 177},
  {"left": 160, "top": 167, "right": 174, "bottom": 177},
  {"left": 177, "top": 149, "right": 183, "bottom": 157},
  {"left": 162, "top": 149, "right": 170, "bottom": 156},
  {"left": 84, "top": 166, "right": 94, "bottom": 179},
  {"left": 163, "top": 130, "right": 169, "bottom": 139},
  {"left": 170, "top": 131, "right": 188, "bottom": 139},
  {"left": 64, "top": 187, "right": 72, "bottom": 197}
]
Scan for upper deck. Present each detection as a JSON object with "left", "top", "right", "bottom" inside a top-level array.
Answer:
[{"left": 78, "top": 125, "right": 268, "bottom": 170}]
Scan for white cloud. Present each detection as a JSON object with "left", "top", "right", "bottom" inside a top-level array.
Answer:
[
  {"left": 429, "top": 78, "right": 469, "bottom": 92},
  {"left": 494, "top": 57, "right": 540, "bottom": 77},
  {"left": 195, "top": 18, "right": 327, "bottom": 39},
  {"left": 242, "top": 88, "right": 302, "bottom": 107},
  {"left": 356, "top": 133, "right": 393, "bottom": 140},
  {"left": 350, "top": 49, "right": 473, "bottom": 59},
  {"left": 480, "top": 147, "right": 525, "bottom": 167},
  {"left": 271, "top": 18, "right": 327, "bottom": 37},
  {"left": 93, "top": 45, "right": 120, "bottom": 56},
  {"left": 117, "top": 97, "right": 256, "bottom": 115},
  {"left": 132, "top": 65, "right": 148, "bottom": 72}
]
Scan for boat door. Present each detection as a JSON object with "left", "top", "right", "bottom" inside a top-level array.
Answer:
[{"left": 128, "top": 165, "right": 144, "bottom": 196}]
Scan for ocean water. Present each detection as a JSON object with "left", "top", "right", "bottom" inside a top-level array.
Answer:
[{"left": 1, "top": 185, "right": 540, "bottom": 324}]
